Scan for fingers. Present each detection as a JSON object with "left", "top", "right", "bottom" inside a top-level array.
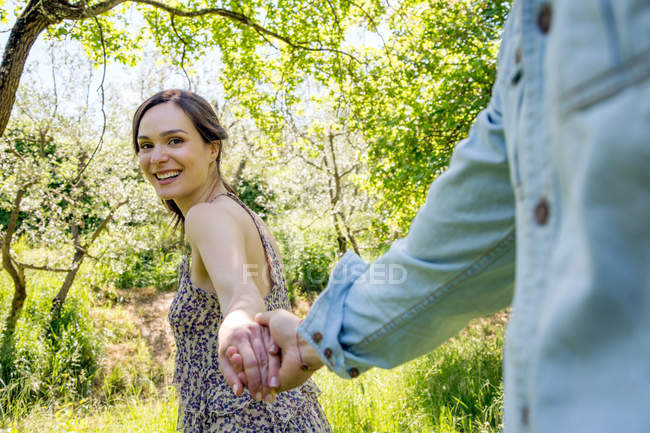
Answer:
[
  {"left": 255, "top": 311, "right": 271, "bottom": 326},
  {"left": 218, "top": 351, "right": 244, "bottom": 396},
  {"left": 250, "top": 325, "right": 270, "bottom": 401},
  {"left": 263, "top": 326, "right": 281, "bottom": 389},
  {"left": 255, "top": 310, "right": 318, "bottom": 393},
  {"left": 226, "top": 346, "right": 243, "bottom": 373},
  {"left": 236, "top": 336, "right": 263, "bottom": 399},
  {"left": 226, "top": 348, "right": 247, "bottom": 387},
  {"left": 238, "top": 371, "right": 248, "bottom": 387},
  {"left": 255, "top": 310, "right": 302, "bottom": 350}
]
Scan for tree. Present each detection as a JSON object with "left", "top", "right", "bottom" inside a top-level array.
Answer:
[
  {"left": 328, "top": 0, "right": 511, "bottom": 233},
  {"left": 0, "top": 0, "right": 384, "bottom": 140},
  {"left": 0, "top": 67, "right": 148, "bottom": 332},
  {"left": 282, "top": 106, "right": 370, "bottom": 256}
]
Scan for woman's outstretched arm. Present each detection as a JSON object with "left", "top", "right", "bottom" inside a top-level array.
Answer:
[{"left": 185, "top": 202, "right": 279, "bottom": 402}]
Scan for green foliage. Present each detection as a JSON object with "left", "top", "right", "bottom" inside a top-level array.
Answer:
[
  {"left": 318, "top": 314, "right": 506, "bottom": 433},
  {"left": 331, "top": 0, "right": 511, "bottom": 234},
  {"left": 95, "top": 220, "right": 185, "bottom": 292},
  {"left": 271, "top": 216, "right": 338, "bottom": 302},
  {"left": 290, "top": 244, "right": 336, "bottom": 296},
  {"left": 236, "top": 176, "right": 276, "bottom": 221},
  {"left": 0, "top": 272, "right": 100, "bottom": 419},
  {"left": 42, "top": 299, "right": 99, "bottom": 400},
  {"left": 112, "top": 247, "right": 181, "bottom": 292}
]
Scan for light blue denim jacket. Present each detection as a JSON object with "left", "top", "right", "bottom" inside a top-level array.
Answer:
[{"left": 299, "top": 1, "right": 650, "bottom": 432}]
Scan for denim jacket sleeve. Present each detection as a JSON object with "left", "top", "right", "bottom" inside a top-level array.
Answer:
[{"left": 299, "top": 86, "right": 517, "bottom": 378}]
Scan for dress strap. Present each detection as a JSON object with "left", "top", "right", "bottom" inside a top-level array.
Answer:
[
  {"left": 210, "top": 191, "right": 280, "bottom": 289},
  {"left": 209, "top": 191, "right": 231, "bottom": 202}
]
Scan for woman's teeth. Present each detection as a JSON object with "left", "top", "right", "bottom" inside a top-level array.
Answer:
[{"left": 156, "top": 171, "right": 180, "bottom": 180}]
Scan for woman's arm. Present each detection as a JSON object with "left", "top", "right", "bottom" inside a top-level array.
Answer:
[{"left": 184, "top": 202, "right": 278, "bottom": 401}]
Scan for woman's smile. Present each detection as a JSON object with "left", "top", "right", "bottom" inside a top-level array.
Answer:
[{"left": 154, "top": 169, "right": 182, "bottom": 183}]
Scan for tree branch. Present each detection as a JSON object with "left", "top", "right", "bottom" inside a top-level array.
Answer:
[
  {"left": 18, "top": 262, "right": 72, "bottom": 273},
  {"left": 56, "top": 0, "right": 126, "bottom": 20},
  {"left": 1, "top": 181, "right": 36, "bottom": 289},
  {"left": 82, "top": 198, "right": 128, "bottom": 250},
  {"left": 74, "top": 16, "right": 107, "bottom": 185},
  {"left": 339, "top": 164, "right": 357, "bottom": 178},
  {"left": 128, "top": 0, "right": 358, "bottom": 62},
  {"left": 296, "top": 152, "right": 326, "bottom": 172},
  {"left": 169, "top": 13, "right": 193, "bottom": 90}
]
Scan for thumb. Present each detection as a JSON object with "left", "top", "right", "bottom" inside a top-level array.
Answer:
[{"left": 255, "top": 311, "right": 271, "bottom": 326}]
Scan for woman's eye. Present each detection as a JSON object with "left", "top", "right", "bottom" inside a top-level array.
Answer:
[
  {"left": 139, "top": 142, "right": 153, "bottom": 150},
  {"left": 169, "top": 138, "right": 182, "bottom": 145}
]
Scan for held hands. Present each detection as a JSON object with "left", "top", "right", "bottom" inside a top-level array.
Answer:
[
  {"left": 218, "top": 309, "right": 324, "bottom": 400},
  {"left": 256, "top": 310, "right": 324, "bottom": 392},
  {"left": 217, "top": 310, "right": 280, "bottom": 402}
]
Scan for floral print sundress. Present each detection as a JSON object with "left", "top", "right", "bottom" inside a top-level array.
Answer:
[{"left": 169, "top": 192, "right": 331, "bottom": 433}]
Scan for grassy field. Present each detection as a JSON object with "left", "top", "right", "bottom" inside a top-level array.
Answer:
[{"left": 1, "top": 268, "right": 506, "bottom": 433}]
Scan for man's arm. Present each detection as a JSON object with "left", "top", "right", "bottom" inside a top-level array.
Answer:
[{"left": 300, "top": 83, "right": 516, "bottom": 378}]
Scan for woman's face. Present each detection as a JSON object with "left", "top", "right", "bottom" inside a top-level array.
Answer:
[{"left": 136, "top": 102, "right": 217, "bottom": 208}]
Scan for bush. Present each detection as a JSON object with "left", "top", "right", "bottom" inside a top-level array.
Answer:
[
  {"left": 291, "top": 244, "right": 336, "bottom": 295},
  {"left": 316, "top": 312, "right": 507, "bottom": 433},
  {"left": 91, "top": 220, "right": 186, "bottom": 292},
  {"left": 236, "top": 176, "right": 275, "bottom": 221},
  {"left": 0, "top": 275, "right": 100, "bottom": 419},
  {"left": 273, "top": 228, "right": 338, "bottom": 304},
  {"left": 113, "top": 248, "right": 181, "bottom": 291}
]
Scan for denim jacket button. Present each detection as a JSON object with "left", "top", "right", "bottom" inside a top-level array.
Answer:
[
  {"left": 323, "top": 347, "right": 333, "bottom": 358},
  {"left": 538, "top": 3, "right": 552, "bottom": 34},
  {"left": 312, "top": 332, "right": 323, "bottom": 343},
  {"left": 347, "top": 367, "right": 360, "bottom": 378},
  {"left": 534, "top": 199, "right": 550, "bottom": 225}
]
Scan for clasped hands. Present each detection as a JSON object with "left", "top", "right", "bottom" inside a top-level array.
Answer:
[{"left": 217, "top": 309, "right": 324, "bottom": 402}]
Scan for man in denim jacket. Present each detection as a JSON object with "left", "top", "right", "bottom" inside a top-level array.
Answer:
[{"left": 227, "top": 1, "right": 650, "bottom": 431}]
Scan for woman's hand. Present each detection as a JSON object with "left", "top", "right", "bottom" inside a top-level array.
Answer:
[
  {"left": 218, "top": 310, "right": 280, "bottom": 402},
  {"left": 254, "top": 309, "right": 324, "bottom": 392}
]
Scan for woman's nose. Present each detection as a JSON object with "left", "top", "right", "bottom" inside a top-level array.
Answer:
[{"left": 150, "top": 144, "right": 168, "bottom": 164}]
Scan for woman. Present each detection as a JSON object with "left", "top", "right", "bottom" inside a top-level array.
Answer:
[{"left": 132, "top": 89, "right": 331, "bottom": 432}]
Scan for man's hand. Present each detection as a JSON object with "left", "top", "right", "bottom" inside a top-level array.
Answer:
[
  {"left": 255, "top": 309, "right": 324, "bottom": 392},
  {"left": 218, "top": 310, "right": 280, "bottom": 402}
]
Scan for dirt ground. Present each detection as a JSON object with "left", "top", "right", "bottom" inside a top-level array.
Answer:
[
  {"left": 121, "top": 287, "right": 176, "bottom": 368},
  {"left": 100, "top": 287, "right": 311, "bottom": 383}
]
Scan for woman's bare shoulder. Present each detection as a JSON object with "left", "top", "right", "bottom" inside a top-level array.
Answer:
[{"left": 184, "top": 198, "right": 253, "bottom": 246}]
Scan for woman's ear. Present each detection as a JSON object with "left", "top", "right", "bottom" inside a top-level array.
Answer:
[{"left": 210, "top": 141, "right": 220, "bottom": 162}]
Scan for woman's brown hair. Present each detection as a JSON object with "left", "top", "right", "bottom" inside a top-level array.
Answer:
[{"left": 132, "top": 89, "right": 236, "bottom": 225}]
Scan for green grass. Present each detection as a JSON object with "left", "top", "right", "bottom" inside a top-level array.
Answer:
[
  {"left": 7, "top": 390, "right": 179, "bottom": 433},
  {"left": 1, "top": 246, "right": 506, "bottom": 433},
  {"left": 6, "top": 313, "right": 505, "bottom": 433},
  {"left": 0, "top": 263, "right": 167, "bottom": 423},
  {"left": 316, "top": 314, "right": 506, "bottom": 433}
]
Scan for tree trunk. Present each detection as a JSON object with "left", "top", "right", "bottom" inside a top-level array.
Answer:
[
  {"left": 232, "top": 158, "right": 247, "bottom": 187},
  {"left": 0, "top": 0, "right": 52, "bottom": 137},
  {"left": 2, "top": 182, "right": 34, "bottom": 335},
  {"left": 5, "top": 265, "right": 26, "bottom": 337},
  {"left": 50, "top": 252, "right": 84, "bottom": 322},
  {"left": 50, "top": 199, "right": 127, "bottom": 322}
]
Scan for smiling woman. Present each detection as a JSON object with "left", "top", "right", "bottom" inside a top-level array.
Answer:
[
  {"left": 132, "top": 90, "right": 233, "bottom": 225},
  {"left": 130, "top": 89, "right": 331, "bottom": 433}
]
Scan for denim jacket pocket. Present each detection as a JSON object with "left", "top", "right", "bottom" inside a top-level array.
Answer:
[{"left": 548, "top": 0, "right": 650, "bottom": 115}]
